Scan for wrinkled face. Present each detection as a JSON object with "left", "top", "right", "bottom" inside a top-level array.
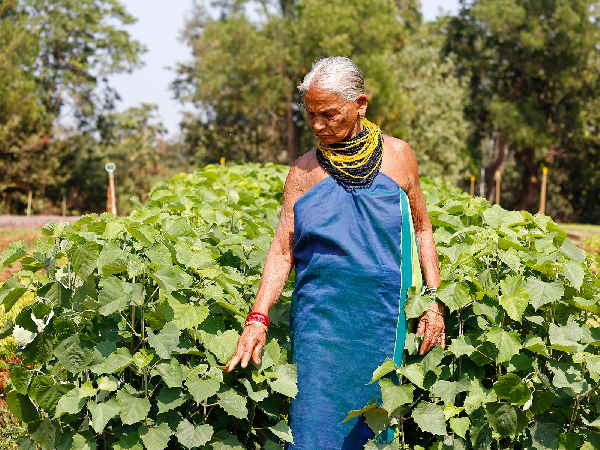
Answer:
[{"left": 303, "top": 84, "right": 368, "bottom": 145}]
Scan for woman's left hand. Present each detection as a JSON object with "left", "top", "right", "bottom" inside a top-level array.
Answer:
[{"left": 416, "top": 301, "right": 445, "bottom": 355}]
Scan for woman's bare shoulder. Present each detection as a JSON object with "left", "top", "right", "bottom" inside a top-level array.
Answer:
[{"left": 383, "top": 135, "right": 418, "bottom": 172}]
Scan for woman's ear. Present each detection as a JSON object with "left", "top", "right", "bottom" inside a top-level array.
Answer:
[{"left": 355, "top": 93, "right": 368, "bottom": 118}]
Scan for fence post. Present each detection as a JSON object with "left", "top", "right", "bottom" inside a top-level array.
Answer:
[
  {"left": 539, "top": 166, "right": 549, "bottom": 215},
  {"left": 105, "top": 162, "right": 117, "bottom": 215},
  {"left": 469, "top": 175, "right": 476, "bottom": 196},
  {"left": 495, "top": 170, "right": 502, "bottom": 205},
  {"left": 26, "top": 190, "right": 33, "bottom": 216}
]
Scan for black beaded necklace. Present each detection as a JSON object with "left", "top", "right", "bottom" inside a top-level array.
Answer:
[{"left": 316, "top": 118, "right": 384, "bottom": 189}]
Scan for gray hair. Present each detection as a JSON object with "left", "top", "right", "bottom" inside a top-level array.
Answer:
[{"left": 297, "top": 56, "right": 365, "bottom": 102}]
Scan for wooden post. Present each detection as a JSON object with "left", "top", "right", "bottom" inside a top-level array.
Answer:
[
  {"left": 105, "top": 162, "right": 117, "bottom": 215},
  {"left": 61, "top": 191, "right": 67, "bottom": 216},
  {"left": 26, "top": 190, "right": 32, "bottom": 216},
  {"left": 479, "top": 167, "right": 486, "bottom": 197},
  {"left": 469, "top": 175, "right": 476, "bottom": 196},
  {"left": 219, "top": 156, "right": 225, "bottom": 165},
  {"left": 539, "top": 166, "right": 549, "bottom": 215},
  {"left": 495, "top": 170, "right": 502, "bottom": 205}
]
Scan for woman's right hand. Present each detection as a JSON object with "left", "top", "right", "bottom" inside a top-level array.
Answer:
[{"left": 225, "top": 324, "right": 267, "bottom": 372}]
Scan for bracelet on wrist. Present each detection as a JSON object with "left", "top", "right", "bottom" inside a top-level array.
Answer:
[
  {"left": 245, "top": 311, "right": 271, "bottom": 328},
  {"left": 246, "top": 320, "right": 268, "bottom": 330}
]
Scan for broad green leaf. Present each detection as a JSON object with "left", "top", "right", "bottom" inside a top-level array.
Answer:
[
  {"left": 493, "top": 373, "right": 531, "bottom": 406},
  {"left": 268, "top": 364, "right": 298, "bottom": 398},
  {"left": 499, "top": 276, "right": 529, "bottom": 321},
  {"left": 28, "top": 376, "right": 71, "bottom": 414},
  {"left": 116, "top": 389, "right": 151, "bottom": 425},
  {"left": 436, "top": 282, "right": 471, "bottom": 312},
  {"left": 450, "top": 417, "right": 470, "bottom": 439},
  {"left": 523, "top": 336, "right": 549, "bottom": 357},
  {"left": 404, "top": 294, "right": 433, "bottom": 319},
  {"left": 186, "top": 371, "right": 221, "bottom": 403},
  {"left": 97, "top": 376, "right": 118, "bottom": 392},
  {"left": 87, "top": 398, "right": 120, "bottom": 433},
  {"left": 379, "top": 379, "right": 414, "bottom": 414},
  {"left": 71, "top": 242, "right": 100, "bottom": 279},
  {"left": 525, "top": 278, "right": 564, "bottom": 309},
  {"left": 411, "top": 401, "right": 446, "bottom": 435},
  {"left": 1, "top": 241, "right": 26, "bottom": 267},
  {"left": 10, "top": 366, "right": 31, "bottom": 395},
  {"left": 447, "top": 335, "right": 476, "bottom": 357},
  {"left": 0, "top": 278, "right": 27, "bottom": 313},
  {"left": 369, "top": 359, "right": 397, "bottom": 384},
  {"left": 147, "top": 322, "right": 181, "bottom": 359},
  {"left": 167, "top": 297, "right": 209, "bottom": 330},
  {"left": 98, "top": 277, "right": 144, "bottom": 316},
  {"left": 55, "top": 388, "right": 86, "bottom": 417},
  {"left": 431, "top": 379, "right": 469, "bottom": 405},
  {"left": 90, "top": 347, "right": 132, "bottom": 374},
  {"left": 152, "top": 265, "right": 192, "bottom": 293},
  {"left": 549, "top": 321, "right": 586, "bottom": 353},
  {"left": 71, "top": 433, "right": 97, "bottom": 450},
  {"left": 486, "top": 327, "right": 521, "bottom": 363},
  {"left": 398, "top": 362, "right": 426, "bottom": 388},
  {"left": 364, "top": 407, "right": 389, "bottom": 436},
  {"left": 176, "top": 419, "right": 213, "bottom": 448},
  {"left": 559, "top": 238, "right": 585, "bottom": 262},
  {"left": 486, "top": 403, "right": 526, "bottom": 437},
  {"left": 140, "top": 423, "right": 173, "bottom": 450},
  {"left": 152, "top": 359, "right": 184, "bottom": 388},
  {"left": 268, "top": 421, "right": 293, "bottom": 443},
  {"left": 201, "top": 329, "right": 238, "bottom": 363},
  {"left": 241, "top": 378, "right": 269, "bottom": 402},
  {"left": 6, "top": 391, "right": 39, "bottom": 422},
  {"left": 157, "top": 387, "right": 190, "bottom": 414},
  {"left": 30, "top": 419, "right": 57, "bottom": 449},
  {"left": 217, "top": 389, "right": 248, "bottom": 419},
  {"left": 463, "top": 379, "right": 497, "bottom": 414},
  {"left": 97, "top": 243, "right": 128, "bottom": 275},
  {"left": 561, "top": 261, "right": 584, "bottom": 291}
]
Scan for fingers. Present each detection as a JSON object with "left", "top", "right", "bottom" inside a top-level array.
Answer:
[
  {"left": 225, "top": 325, "right": 267, "bottom": 372},
  {"left": 418, "top": 314, "right": 445, "bottom": 355},
  {"left": 416, "top": 316, "right": 426, "bottom": 337}
]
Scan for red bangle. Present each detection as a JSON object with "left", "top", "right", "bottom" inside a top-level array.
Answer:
[{"left": 245, "top": 311, "right": 271, "bottom": 327}]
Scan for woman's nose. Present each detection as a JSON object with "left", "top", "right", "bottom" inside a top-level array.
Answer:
[{"left": 312, "top": 118, "right": 325, "bottom": 132}]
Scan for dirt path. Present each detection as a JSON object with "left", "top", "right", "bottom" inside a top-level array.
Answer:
[
  {"left": 0, "top": 215, "right": 80, "bottom": 229},
  {"left": 0, "top": 216, "right": 80, "bottom": 282}
]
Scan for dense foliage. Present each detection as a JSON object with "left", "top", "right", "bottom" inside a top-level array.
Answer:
[
  {"left": 1, "top": 164, "right": 294, "bottom": 449},
  {"left": 354, "top": 181, "right": 600, "bottom": 448},
  {"left": 1, "top": 164, "right": 599, "bottom": 449},
  {"left": 445, "top": 0, "right": 600, "bottom": 221},
  {"left": 173, "top": 0, "right": 473, "bottom": 182}
]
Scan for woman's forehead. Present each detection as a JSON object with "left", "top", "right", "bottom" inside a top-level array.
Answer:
[{"left": 303, "top": 86, "right": 345, "bottom": 111}]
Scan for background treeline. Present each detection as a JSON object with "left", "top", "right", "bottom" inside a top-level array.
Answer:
[{"left": 1, "top": 0, "right": 599, "bottom": 222}]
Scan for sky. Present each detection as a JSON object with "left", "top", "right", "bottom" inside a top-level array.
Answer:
[{"left": 109, "top": 1, "right": 461, "bottom": 137}]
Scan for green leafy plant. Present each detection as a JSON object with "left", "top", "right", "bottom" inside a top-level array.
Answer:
[
  {"left": 1, "top": 163, "right": 598, "bottom": 449},
  {"left": 0, "top": 163, "right": 295, "bottom": 449},
  {"left": 352, "top": 183, "right": 600, "bottom": 449}
]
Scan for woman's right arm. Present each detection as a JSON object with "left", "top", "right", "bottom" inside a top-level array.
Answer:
[{"left": 225, "top": 163, "right": 305, "bottom": 372}]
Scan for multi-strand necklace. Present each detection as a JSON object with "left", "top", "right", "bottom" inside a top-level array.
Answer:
[{"left": 316, "top": 118, "right": 383, "bottom": 189}]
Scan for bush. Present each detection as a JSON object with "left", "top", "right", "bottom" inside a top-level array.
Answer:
[
  {"left": 0, "top": 163, "right": 598, "bottom": 449},
  {"left": 354, "top": 182, "right": 600, "bottom": 449}
]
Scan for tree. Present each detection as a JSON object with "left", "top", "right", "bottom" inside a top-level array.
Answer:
[
  {"left": 0, "top": 0, "right": 145, "bottom": 213},
  {"left": 445, "top": 0, "right": 600, "bottom": 216}
]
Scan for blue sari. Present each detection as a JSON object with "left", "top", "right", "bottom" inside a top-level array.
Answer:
[{"left": 287, "top": 171, "right": 422, "bottom": 449}]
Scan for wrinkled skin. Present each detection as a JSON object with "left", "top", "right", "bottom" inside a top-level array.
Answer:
[{"left": 226, "top": 84, "right": 444, "bottom": 372}]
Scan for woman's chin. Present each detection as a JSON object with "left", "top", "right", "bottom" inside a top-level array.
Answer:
[{"left": 316, "top": 135, "right": 339, "bottom": 145}]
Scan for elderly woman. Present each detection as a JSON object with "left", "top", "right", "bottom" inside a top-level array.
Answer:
[{"left": 226, "top": 56, "right": 445, "bottom": 449}]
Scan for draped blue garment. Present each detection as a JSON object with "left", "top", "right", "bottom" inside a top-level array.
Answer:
[{"left": 287, "top": 171, "right": 420, "bottom": 450}]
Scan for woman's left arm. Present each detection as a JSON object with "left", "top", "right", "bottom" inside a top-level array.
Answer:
[{"left": 402, "top": 143, "right": 445, "bottom": 355}]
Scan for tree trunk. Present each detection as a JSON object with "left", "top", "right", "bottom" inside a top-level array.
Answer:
[
  {"left": 286, "top": 99, "right": 299, "bottom": 165},
  {"left": 485, "top": 133, "right": 509, "bottom": 203},
  {"left": 514, "top": 147, "right": 539, "bottom": 211}
]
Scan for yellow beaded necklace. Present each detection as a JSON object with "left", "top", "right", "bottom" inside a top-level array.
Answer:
[{"left": 317, "top": 118, "right": 383, "bottom": 182}]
